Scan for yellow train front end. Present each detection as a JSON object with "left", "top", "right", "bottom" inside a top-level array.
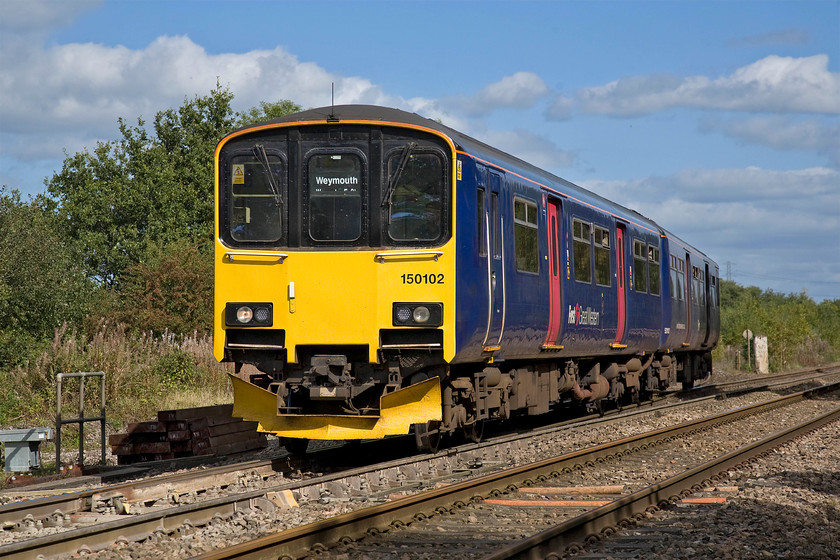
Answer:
[{"left": 213, "top": 107, "right": 456, "bottom": 444}]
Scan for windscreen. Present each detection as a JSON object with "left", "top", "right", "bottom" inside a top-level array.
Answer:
[
  {"left": 307, "top": 153, "right": 363, "bottom": 241},
  {"left": 386, "top": 150, "right": 445, "bottom": 242},
  {"left": 229, "top": 150, "right": 284, "bottom": 243}
]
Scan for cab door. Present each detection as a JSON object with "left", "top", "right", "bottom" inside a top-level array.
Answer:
[{"left": 481, "top": 168, "right": 505, "bottom": 352}]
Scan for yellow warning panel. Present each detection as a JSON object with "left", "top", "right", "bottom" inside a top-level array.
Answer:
[{"left": 232, "top": 164, "right": 245, "bottom": 184}]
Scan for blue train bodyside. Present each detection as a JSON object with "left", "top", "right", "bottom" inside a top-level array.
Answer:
[{"left": 450, "top": 135, "right": 719, "bottom": 391}]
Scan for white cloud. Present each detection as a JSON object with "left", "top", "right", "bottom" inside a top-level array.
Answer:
[
  {"left": 479, "top": 128, "right": 576, "bottom": 169},
  {"left": 581, "top": 166, "right": 840, "bottom": 296},
  {"left": 546, "top": 95, "right": 574, "bottom": 120},
  {"left": 586, "top": 166, "right": 839, "bottom": 214},
  {"left": 700, "top": 116, "right": 840, "bottom": 166},
  {"left": 444, "top": 72, "right": 549, "bottom": 116},
  {"left": 0, "top": 34, "right": 415, "bottom": 172},
  {"left": 0, "top": 35, "right": 401, "bottom": 137},
  {"left": 475, "top": 72, "right": 549, "bottom": 110},
  {"left": 577, "top": 54, "right": 840, "bottom": 116},
  {"left": 0, "top": 0, "right": 101, "bottom": 33}
]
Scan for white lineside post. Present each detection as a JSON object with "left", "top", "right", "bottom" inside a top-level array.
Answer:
[{"left": 754, "top": 335, "right": 769, "bottom": 374}]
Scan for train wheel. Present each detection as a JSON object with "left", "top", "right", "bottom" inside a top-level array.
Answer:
[
  {"left": 464, "top": 420, "right": 484, "bottom": 444},
  {"left": 280, "top": 437, "right": 309, "bottom": 455},
  {"left": 414, "top": 421, "right": 442, "bottom": 453}
]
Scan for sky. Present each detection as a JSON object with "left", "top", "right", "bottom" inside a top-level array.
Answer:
[{"left": 1, "top": 0, "right": 838, "bottom": 301}]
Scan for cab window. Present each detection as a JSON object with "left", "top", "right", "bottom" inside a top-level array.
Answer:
[
  {"left": 386, "top": 150, "right": 444, "bottom": 242},
  {"left": 307, "top": 153, "right": 363, "bottom": 241},
  {"left": 229, "top": 150, "right": 285, "bottom": 243}
]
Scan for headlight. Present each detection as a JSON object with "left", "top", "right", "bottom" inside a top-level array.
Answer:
[
  {"left": 393, "top": 303, "right": 442, "bottom": 327},
  {"left": 412, "top": 306, "right": 431, "bottom": 323},
  {"left": 236, "top": 306, "right": 253, "bottom": 323},
  {"left": 225, "top": 302, "right": 273, "bottom": 327}
]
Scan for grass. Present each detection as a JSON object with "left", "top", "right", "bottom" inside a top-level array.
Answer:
[{"left": 0, "top": 321, "right": 233, "bottom": 432}]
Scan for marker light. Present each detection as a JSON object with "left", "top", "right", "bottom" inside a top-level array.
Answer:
[{"left": 396, "top": 306, "right": 412, "bottom": 323}]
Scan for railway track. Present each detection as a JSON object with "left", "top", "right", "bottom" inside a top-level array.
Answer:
[
  {"left": 690, "top": 363, "right": 840, "bottom": 395},
  {"left": 186, "top": 381, "right": 840, "bottom": 559},
  {"left": 1, "top": 366, "right": 837, "bottom": 559}
]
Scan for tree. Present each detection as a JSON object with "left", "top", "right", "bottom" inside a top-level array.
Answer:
[
  {"left": 0, "top": 188, "right": 98, "bottom": 366},
  {"left": 115, "top": 239, "right": 213, "bottom": 335},
  {"left": 47, "top": 87, "right": 302, "bottom": 289},
  {"left": 47, "top": 84, "right": 237, "bottom": 287},
  {"left": 44, "top": 88, "right": 303, "bottom": 337},
  {"left": 236, "top": 100, "right": 302, "bottom": 128}
]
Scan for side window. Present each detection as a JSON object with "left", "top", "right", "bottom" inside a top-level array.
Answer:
[
  {"left": 477, "top": 188, "right": 487, "bottom": 257},
  {"left": 307, "top": 152, "right": 363, "bottom": 241},
  {"left": 692, "top": 266, "right": 706, "bottom": 307},
  {"left": 648, "top": 245, "right": 660, "bottom": 296},
  {"left": 669, "top": 255, "right": 676, "bottom": 299},
  {"left": 710, "top": 275, "right": 718, "bottom": 308},
  {"left": 386, "top": 150, "right": 444, "bottom": 242},
  {"left": 229, "top": 150, "right": 285, "bottom": 243},
  {"left": 633, "top": 239, "right": 647, "bottom": 292},
  {"left": 670, "top": 255, "right": 685, "bottom": 301},
  {"left": 690, "top": 266, "right": 698, "bottom": 305},
  {"left": 513, "top": 198, "right": 539, "bottom": 273},
  {"left": 594, "top": 226, "right": 611, "bottom": 286},
  {"left": 573, "top": 218, "right": 591, "bottom": 283}
]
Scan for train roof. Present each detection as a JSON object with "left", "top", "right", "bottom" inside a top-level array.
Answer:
[{"left": 234, "top": 105, "right": 715, "bottom": 265}]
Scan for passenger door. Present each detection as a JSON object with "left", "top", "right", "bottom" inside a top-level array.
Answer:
[
  {"left": 543, "top": 198, "right": 563, "bottom": 348},
  {"left": 613, "top": 224, "right": 627, "bottom": 346}
]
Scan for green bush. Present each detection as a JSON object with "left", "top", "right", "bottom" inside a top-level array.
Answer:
[
  {"left": 114, "top": 240, "right": 213, "bottom": 336},
  {"left": 714, "top": 280, "right": 839, "bottom": 372},
  {"left": 154, "top": 348, "right": 199, "bottom": 390}
]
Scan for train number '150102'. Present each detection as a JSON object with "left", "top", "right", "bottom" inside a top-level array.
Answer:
[{"left": 401, "top": 273, "right": 444, "bottom": 285}]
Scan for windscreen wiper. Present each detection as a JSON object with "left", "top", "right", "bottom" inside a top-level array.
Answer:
[
  {"left": 382, "top": 142, "right": 416, "bottom": 207},
  {"left": 252, "top": 144, "right": 283, "bottom": 206}
]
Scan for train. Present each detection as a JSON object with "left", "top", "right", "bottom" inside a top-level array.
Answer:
[{"left": 213, "top": 105, "right": 719, "bottom": 452}]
